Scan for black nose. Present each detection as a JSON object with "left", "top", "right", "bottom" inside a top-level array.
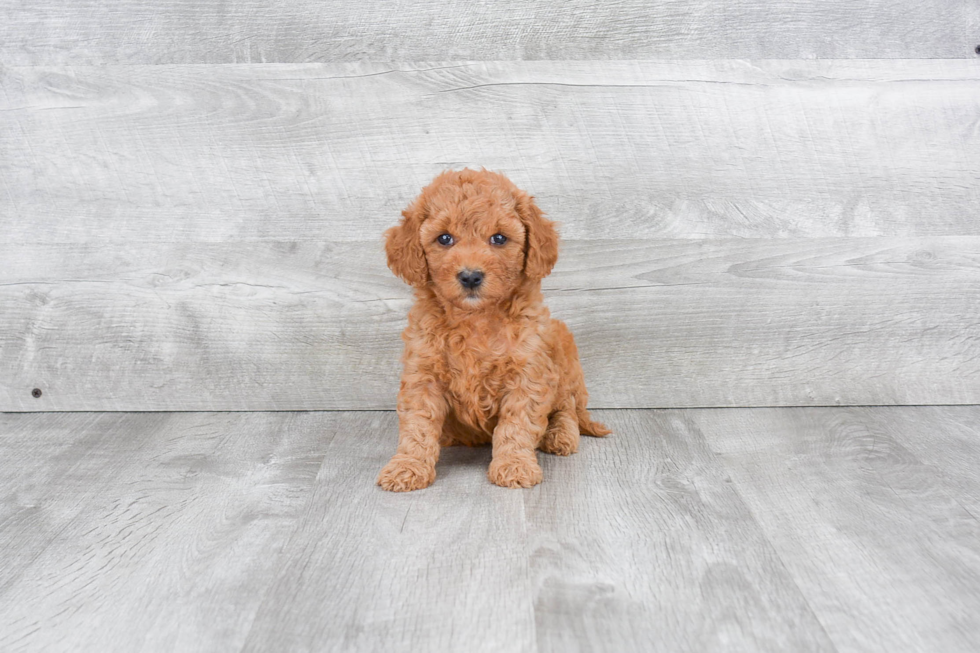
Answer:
[{"left": 457, "top": 269, "right": 484, "bottom": 290}]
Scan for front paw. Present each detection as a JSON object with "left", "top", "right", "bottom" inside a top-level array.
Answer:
[
  {"left": 488, "top": 452, "right": 543, "bottom": 488},
  {"left": 377, "top": 454, "right": 436, "bottom": 492}
]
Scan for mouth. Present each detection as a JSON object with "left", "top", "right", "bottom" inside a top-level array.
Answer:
[{"left": 457, "top": 286, "right": 484, "bottom": 305}]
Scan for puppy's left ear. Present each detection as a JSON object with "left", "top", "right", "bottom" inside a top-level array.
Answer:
[{"left": 515, "top": 191, "right": 559, "bottom": 281}]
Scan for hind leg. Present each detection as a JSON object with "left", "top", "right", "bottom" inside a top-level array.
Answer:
[
  {"left": 551, "top": 318, "right": 612, "bottom": 438},
  {"left": 539, "top": 399, "right": 580, "bottom": 456}
]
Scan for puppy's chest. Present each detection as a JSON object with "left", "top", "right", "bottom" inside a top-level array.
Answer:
[{"left": 441, "top": 329, "right": 521, "bottom": 429}]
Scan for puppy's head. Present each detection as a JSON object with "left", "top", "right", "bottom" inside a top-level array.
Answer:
[{"left": 385, "top": 169, "right": 558, "bottom": 308}]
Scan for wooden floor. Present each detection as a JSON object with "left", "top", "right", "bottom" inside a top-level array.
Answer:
[{"left": 2, "top": 407, "right": 979, "bottom": 652}]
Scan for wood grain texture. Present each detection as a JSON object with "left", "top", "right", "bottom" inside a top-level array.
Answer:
[
  {"left": 3, "top": 60, "right": 980, "bottom": 243},
  {"left": 5, "top": 408, "right": 980, "bottom": 651},
  {"left": 0, "top": 411, "right": 536, "bottom": 653},
  {"left": 240, "top": 412, "right": 536, "bottom": 653},
  {"left": 0, "top": 411, "right": 332, "bottom": 653},
  {"left": 1, "top": 1, "right": 978, "bottom": 65},
  {"left": 527, "top": 410, "right": 835, "bottom": 652},
  {"left": 0, "top": 413, "right": 171, "bottom": 593},
  {"left": 698, "top": 407, "right": 980, "bottom": 652},
  {"left": 3, "top": 237, "right": 978, "bottom": 411},
  {"left": 867, "top": 406, "right": 980, "bottom": 517}
]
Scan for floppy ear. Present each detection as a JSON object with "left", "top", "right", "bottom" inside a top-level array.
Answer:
[
  {"left": 515, "top": 191, "right": 559, "bottom": 281},
  {"left": 385, "top": 195, "right": 428, "bottom": 287}
]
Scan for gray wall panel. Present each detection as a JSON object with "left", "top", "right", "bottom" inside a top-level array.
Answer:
[
  {"left": 3, "top": 61, "right": 979, "bottom": 244},
  {"left": 2, "top": 1, "right": 978, "bottom": 65},
  {"left": 3, "top": 238, "right": 977, "bottom": 410}
]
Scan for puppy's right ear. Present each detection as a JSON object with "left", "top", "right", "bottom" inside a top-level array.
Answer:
[{"left": 385, "top": 195, "right": 428, "bottom": 287}]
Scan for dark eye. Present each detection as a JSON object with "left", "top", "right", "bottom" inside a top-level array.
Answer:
[
  {"left": 490, "top": 233, "right": 507, "bottom": 245},
  {"left": 437, "top": 233, "right": 454, "bottom": 246}
]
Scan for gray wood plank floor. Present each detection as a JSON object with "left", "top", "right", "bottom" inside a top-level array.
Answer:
[{"left": 2, "top": 407, "right": 978, "bottom": 652}]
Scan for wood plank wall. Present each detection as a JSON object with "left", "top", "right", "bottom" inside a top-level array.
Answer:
[
  {"left": 2, "top": 2, "right": 978, "bottom": 63},
  {"left": 2, "top": 4, "right": 979, "bottom": 410}
]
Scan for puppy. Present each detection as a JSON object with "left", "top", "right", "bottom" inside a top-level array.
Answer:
[{"left": 378, "top": 168, "right": 610, "bottom": 491}]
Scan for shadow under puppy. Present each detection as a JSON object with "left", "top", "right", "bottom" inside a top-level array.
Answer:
[{"left": 379, "top": 168, "right": 610, "bottom": 491}]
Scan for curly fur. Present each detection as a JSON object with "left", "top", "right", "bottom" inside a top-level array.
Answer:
[{"left": 378, "top": 168, "right": 610, "bottom": 491}]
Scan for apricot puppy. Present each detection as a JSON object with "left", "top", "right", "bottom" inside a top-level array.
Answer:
[{"left": 378, "top": 169, "right": 610, "bottom": 491}]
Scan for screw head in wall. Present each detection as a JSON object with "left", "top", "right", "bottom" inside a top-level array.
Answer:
[{"left": 31, "top": 388, "right": 42, "bottom": 398}]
